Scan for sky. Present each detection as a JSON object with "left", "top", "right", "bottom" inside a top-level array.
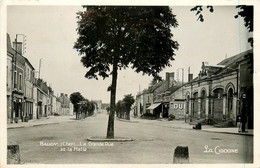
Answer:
[{"left": 7, "top": 5, "right": 252, "bottom": 103}]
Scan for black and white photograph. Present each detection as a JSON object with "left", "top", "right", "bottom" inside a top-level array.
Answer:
[{"left": 0, "top": 0, "right": 259, "bottom": 167}]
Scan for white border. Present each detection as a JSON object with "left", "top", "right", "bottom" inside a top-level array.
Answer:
[{"left": 1, "top": 0, "right": 259, "bottom": 168}]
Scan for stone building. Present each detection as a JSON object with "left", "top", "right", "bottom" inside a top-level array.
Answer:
[{"left": 183, "top": 49, "right": 253, "bottom": 128}]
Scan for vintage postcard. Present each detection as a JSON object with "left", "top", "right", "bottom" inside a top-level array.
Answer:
[{"left": 0, "top": 0, "right": 259, "bottom": 167}]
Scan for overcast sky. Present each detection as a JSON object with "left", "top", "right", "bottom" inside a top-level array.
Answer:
[{"left": 7, "top": 5, "right": 252, "bottom": 103}]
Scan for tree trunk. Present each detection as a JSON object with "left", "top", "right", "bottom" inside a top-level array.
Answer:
[{"left": 106, "top": 58, "right": 118, "bottom": 139}]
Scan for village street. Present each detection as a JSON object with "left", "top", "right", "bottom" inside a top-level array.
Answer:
[{"left": 7, "top": 112, "right": 253, "bottom": 164}]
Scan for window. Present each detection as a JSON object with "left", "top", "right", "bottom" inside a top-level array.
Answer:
[
  {"left": 27, "top": 68, "right": 29, "bottom": 79},
  {"left": 6, "top": 66, "right": 8, "bottom": 86},
  {"left": 19, "top": 73, "right": 22, "bottom": 90},
  {"left": 14, "top": 71, "right": 17, "bottom": 88}
]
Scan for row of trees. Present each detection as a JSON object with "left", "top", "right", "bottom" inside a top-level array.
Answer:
[
  {"left": 69, "top": 92, "right": 97, "bottom": 120},
  {"left": 116, "top": 94, "right": 135, "bottom": 120}
]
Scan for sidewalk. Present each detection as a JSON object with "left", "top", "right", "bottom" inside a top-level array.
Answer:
[
  {"left": 128, "top": 116, "right": 254, "bottom": 136},
  {"left": 7, "top": 115, "right": 76, "bottom": 129},
  {"left": 202, "top": 127, "right": 253, "bottom": 136}
]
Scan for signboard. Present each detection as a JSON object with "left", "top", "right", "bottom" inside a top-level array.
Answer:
[{"left": 170, "top": 101, "right": 185, "bottom": 119}]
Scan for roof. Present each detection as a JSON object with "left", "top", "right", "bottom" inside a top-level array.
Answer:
[
  {"left": 7, "top": 33, "right": 15, "bottom": 55},
  {"left": 24, "top": 57, "right": 35, "bottom": 70},
  {"left": 218, "top": 49, "right": 253, "bottom": 67},
  {"left": 149, "top": 80, "right": 167, "bottom": 92},
  {"left": 184, "top": 49, "right": 253, "bottom": 85},
  {"left": 166, "top": 85, "right": 182, "bottom": 94}
]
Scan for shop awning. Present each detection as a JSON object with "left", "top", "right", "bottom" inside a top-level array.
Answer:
[{"left": 147, "top": 103, "right": 161, "bottom": 110}]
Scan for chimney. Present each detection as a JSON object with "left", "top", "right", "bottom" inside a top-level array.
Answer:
[
  {"left": 188, "top": 74, "right": 193, "bottom": 82},
  {"left": 13, "top": 42, "right": 23, "bottom": 55},
  {"left": 166, "top": 72, "right": 175, "bottom": 88}
]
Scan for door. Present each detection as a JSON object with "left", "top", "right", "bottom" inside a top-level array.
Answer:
[
  {"left": 192, "top": 92, "right": 198, "bottom": 118},
  {"left": 227, "top": 88, "right": 233, "bottom": 119},
  {"left": 213, "top": 99, "right": 223, "bottom": 119},
  {"left": 201, "top": 90, "right": 206, "bottom": 118},
  {"left": 213, "top": 88, "right": 224, "bottom": 120}
]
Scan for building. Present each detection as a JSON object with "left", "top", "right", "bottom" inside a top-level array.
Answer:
[
  {"left": 7, "top": 33, "right": 60, "bottom": 122},
  {"left": 92, "top": 100, "right": 102, "bottom": 113},
  {"left": 7, "top": 34, "right": 13, "bottom": 122},
  {"left": 166, "top": 85, "right": 185, "bottom": 119},
  {"left": 36, "top": 79, "right": 49, "bottom": 118},
  {"left": 52, "top": 95, "right": 57, "bottom": 114},
  {"left": 56, "top": 98, "right": 62, "bottom": 115},
  {"left": 183, "top": 49, "right": 253, "bottom": 129},
  {"left": 6, "top": 34, "right": 26, "bottom": 123},
  {"left": 136, "top": 72, "right": 177, "bottom": 118},
  {"left": 101, "top": 103, "right": 110, "bottom": 110},
  {"left": 57, "top": 93, "right": 72, "bottom": 115},
  {"left": 24, "top": 57, "right": 35, "bottom": 120}
]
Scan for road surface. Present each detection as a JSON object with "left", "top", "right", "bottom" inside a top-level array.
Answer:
[{"left": 7, "top": 113, "right": 253, "bottom": 164}]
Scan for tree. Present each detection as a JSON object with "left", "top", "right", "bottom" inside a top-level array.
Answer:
[
  {"left": 122, "top": 94, "right": 135, "bottom": 120},
  {"left": 81, "top": 99, "right": 89, "bottom": 118},
  {"left": 106, "top": 106, "right": 110, "bottom": 114},
  {"left": 88, "top": 101, "right": 96, "bottom": 116},
  {"left": 69, "top": 92, "right": 85, "bottom": 119},
  {"left": 234, "top": 6, "right": 253, "bottom": 47},
  {"left": 115, "top": 100, "right": 123, "bottom": 118},
  {"left": 191, "top": 5, "right": 253, "bottom": 47},
  {"left": 191, "top": 5, "right": 253, "bottom": 73},
  {"left": 74, "top": 6, "right": 179, "bottom": 138}
]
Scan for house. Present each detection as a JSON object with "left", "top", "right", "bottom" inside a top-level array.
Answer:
[
  {"left": 57, "top": 93, "right": 72, "bottom": 115},
  {"left": 6, "top": 34, "right": 26, "bottom": 123},
  {"left": 7, "top": 34, "right": 13, "bottom": 122},
  {"left": 136, "top": 72, "right": 177, "bottom": 118},
  {"left": 36, "top": 79, "right": 49, "bottom": 117},
  {"left": 24, "top": 57, "right": 35, "bottom": 120}
]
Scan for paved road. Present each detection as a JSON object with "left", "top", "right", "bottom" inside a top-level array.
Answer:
[{"left": 7, "top": 113, "right": 253, "bottom": 164}]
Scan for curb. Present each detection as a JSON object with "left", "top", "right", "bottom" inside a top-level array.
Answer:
[
  {"left": 201, "top": 129, "right": 253, "bottom": 136},
  {"left": 116, "top": 118, "right": 139, "bottom": 123},
  {"left": 7, "top": 120, "right": 76, "bottom": 129},
  {"left": 87, "top": 136, "right": 134, "bottom": 142},
  {"left": 7, "top": 122, "right": 60, "bottom": 129}
]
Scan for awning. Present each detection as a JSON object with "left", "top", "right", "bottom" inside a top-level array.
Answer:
[{"left": 147, "top": 103, "right": 161, "bottom": 110}]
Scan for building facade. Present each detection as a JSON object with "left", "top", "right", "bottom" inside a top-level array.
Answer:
[
  {"left": 24, "top": 58, "right": 35, "bottom": 120},
  {"left": 136, "top": 72, "right": 177, "bottom": 118},
  {"left": 57, "top": 93, "right": 73, "bottom": 116},
  {"left": 7, "top": 34, "right": 26, "bottom": 123},
  {"left": 183, "top": 49, "right": 253, "bottom": 128}
]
